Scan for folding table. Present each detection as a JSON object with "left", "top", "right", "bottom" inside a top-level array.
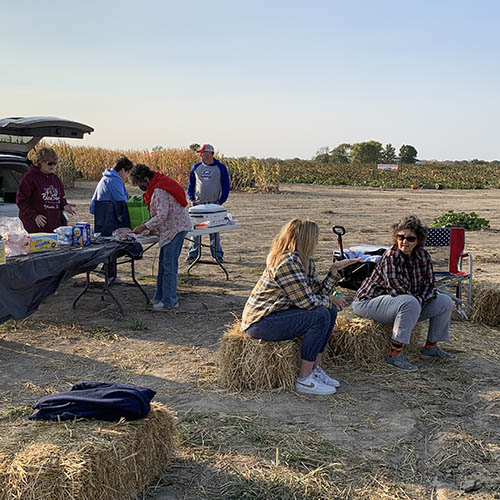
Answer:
[
  {"left": 0, "top": 239, "right": 145, "bottom": 323},
  {"left": 185, "top": 222, "right": 241, "bottom": 280}
]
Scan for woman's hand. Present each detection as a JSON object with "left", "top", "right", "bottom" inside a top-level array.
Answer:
[
  {"left": 35, "top": 214, "right": 47, "bottom": 228},
  {"left": 63, "top": 204, "right": 75, "bottom": 215},
  {"left": 330, "top": 257, "right": 363, "bottom": 276},
  {"left": 330, "top": 294, "right": 346, "bottom": 311},
  {"left": 133, "top": 223, "right": 147, "bottom": 235}
]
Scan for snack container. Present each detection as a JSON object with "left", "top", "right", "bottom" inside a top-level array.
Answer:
[
  {"left": 0, "top": 240, "right": 5, "bottom": 265},
  {"left": 72, "top": 223, "right": 91, "bottom": 247},
  {"left": 29, "top": 233, "right": 59, "bottom": 252},
  {"left": 54, "top": 226, "right": 74, "bottom": 245}
]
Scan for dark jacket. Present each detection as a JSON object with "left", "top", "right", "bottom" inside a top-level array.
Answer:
[
  {"left": 93, "top": 200, "right": 131, "bottom": 236},
  {"left": 29, "top": 381, "right": 156, "bottom": 421}
]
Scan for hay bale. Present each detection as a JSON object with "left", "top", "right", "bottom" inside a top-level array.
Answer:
[
  {"left": 0, "top": 402, "right": 176, "bottom": 500},
  {"left": 325, "top": 309, "right": 424, "bottom": 364},
  {"left": 217, "top": 320, "right": 300, "bottom": 392},
  {"left": 472, "top": 282, "right": 500, "bottom": 326}
]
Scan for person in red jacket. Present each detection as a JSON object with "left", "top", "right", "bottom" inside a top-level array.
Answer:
[
  {"left": 130, "top": 164, "right": 192, "bottom": 310},
  {"left": 16, "top": 147, "right": 75, "bottom": 233}
]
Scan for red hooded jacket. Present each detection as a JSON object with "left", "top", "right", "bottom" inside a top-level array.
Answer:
[
  {"left": 16, "top": 165, "right": 68, "bottom": 233},
  {"left": 142, "top": 172, "right": 187, "bottom": 210}
]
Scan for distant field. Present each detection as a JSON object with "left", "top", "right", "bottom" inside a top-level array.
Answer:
[
  {"left": 279, "top": 160, "right": 500, "bottom": 189},
  {"left": 41, "top": 142, "right": 500, "bottom": 191}
]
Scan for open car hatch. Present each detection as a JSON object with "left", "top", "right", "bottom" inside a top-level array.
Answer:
[{"left": 0, "top": 116, "right": 94, "bottom": 156}]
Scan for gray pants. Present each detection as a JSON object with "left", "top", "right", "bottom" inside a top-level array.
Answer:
[{"left": 352, "top": 294, "right": 453, "bottom": 345}]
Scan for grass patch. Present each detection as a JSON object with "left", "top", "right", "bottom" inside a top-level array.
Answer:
[
  {"left": 178, "top": 273, "right": 201, "bottom": 286},
  {"left": 129, "top": 320, "right": 149, "bottom": 331},
  {"left": 0, "top": 406, "right": 32, "bottom": 421},
  {"left": 83, "top": 326, "right": 120, "bottom": 340},
  {"left": 0, "top": 320, "right": 28, "bottom": 332}
]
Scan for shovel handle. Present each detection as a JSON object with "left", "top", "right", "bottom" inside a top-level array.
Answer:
[
  {"left": 332, "top": 225, "right": 346, "bottom": 236},
  {"left": 332, "top": 225, "right": 346, "bottom": 260}
]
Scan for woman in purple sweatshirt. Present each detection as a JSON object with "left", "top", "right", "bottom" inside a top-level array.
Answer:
[{"left": 16, "top": 147, "right": 75, "bottom": 233}]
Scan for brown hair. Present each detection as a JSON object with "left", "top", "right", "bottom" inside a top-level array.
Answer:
[
  {"left": 129, "top": 164, "right": 154, "bottom": 185},
  {"left": 114, "top": 156, "right": 133, "bottom": 172},
  {"left": 35, "top": 147, "right": 58, "bottom": 165},
  {"left": 391, "top": 215, "right": 428, "bottom": 250},
  {"left": 267, "top": 218, "right": 319, "bottom": 273}
]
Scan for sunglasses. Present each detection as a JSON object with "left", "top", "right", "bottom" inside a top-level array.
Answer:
[
  {"left": 397, "top": 234, "right": 417, "bottom": 243},
  {"left": 47, "top": 162, "right": 57, "bottom": 166}
]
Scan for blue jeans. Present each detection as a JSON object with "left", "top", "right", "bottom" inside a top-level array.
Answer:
[
  {"left": 154, "top": 231, "right": 187, "bottom": 307},
  {"left": 187, "top": 233, "right": 223, "bottom": 260},
  {"left": 245, "top": 306, "right": 338, "bottom": 362}
]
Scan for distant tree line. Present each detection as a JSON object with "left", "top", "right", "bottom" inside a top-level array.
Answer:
[{"left": 314, "top": 141, "right": 418, "bottom": 164}]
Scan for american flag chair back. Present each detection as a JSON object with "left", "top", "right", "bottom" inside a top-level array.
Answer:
[{"left": 425, "top": 227, "right": 473, "bottom": 319}]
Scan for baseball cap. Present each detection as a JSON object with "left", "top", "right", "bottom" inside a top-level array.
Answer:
[{"left": 196, "top": 144, "right": 215, "bottom": 153}]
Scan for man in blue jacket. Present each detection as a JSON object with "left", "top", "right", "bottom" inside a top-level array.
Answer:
[{"left": 186, "top": 144, "right": 230, "bottom": 262}]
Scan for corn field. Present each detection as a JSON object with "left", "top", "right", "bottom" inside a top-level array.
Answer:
[
  {"left": 35, "top": 142, "right": 281, "bottom": 193},
  {"left": 35, "top": 142, "right": 500, "bottom": 192}
]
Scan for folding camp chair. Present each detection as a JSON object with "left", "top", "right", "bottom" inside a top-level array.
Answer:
[{"left": 425, "top": 227, "right": 473, "bottom": 319}]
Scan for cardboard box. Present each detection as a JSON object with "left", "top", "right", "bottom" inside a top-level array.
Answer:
[
  {"left": 29, "top": 233, "right": 59, "bottom": 252},
  {"left": 72, "top": 223, "right": 91, "bottom": 247}
]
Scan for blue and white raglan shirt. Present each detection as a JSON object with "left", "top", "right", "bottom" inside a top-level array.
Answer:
[{"left": 187, "top": 159, "right": 230, "bottom": 205}]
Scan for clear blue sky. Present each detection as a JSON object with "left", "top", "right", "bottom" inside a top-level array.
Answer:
[{"left": 3, "top": 0, "right": 499, "bottom": 160}]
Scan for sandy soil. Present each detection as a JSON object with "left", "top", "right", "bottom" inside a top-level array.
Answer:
[{"left": 1, "top": 181, "right": 500, "bottom": 499}]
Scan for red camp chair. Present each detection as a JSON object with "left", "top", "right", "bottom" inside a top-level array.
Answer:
[{"left": 425, "top": 227, "right": 473, "bottom": 319}]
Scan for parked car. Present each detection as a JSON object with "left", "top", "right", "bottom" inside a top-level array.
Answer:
[{"left": 0, "top": 116, "right": 94, "bottom": 218}]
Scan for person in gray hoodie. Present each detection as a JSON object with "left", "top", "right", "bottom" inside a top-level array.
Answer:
[{"left": 186, "top": 144, "right": 230, "bottom": 262}]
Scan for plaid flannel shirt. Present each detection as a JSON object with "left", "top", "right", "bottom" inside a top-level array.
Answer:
[
  {"left": 241, "top": 251, "right": 338, "bottom": 330},
  {"left": 355, "top": 245, "right": 436, "bottom": 305}
]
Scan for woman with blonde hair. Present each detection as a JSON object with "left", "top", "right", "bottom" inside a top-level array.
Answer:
[
  {"left": 16, "top": 147, "right": 75, "bottom": 233},
  {"left": 241, "top": 218, "right": 360, "bottom": 395}
]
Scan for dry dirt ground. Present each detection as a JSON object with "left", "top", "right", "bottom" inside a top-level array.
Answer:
[{"left": 1, "top": 181, "right": 500, "bottom": 500}]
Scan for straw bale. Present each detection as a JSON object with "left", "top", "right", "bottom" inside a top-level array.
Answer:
[
  {"left": 325, "top": 309, "right": 424, "bottom": 364},
  {"left": 0, "top": 402, "right": 176, "bottom": 500},
  {"left": 472, "top": 282, "right": 500, "bottom": 326},
  {"left": 217, "top": 320, "right": 300, "bottom": 392}
]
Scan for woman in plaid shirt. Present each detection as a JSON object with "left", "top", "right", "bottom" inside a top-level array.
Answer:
[
  {"left": 352, "top": 215, "right": 456, "bottom": 372},
  {"left": 242, "top": 219, "right": 360, "bottom": 395}
]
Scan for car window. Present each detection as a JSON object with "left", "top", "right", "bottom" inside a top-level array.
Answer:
[
  {"left": 9, "top": 170, "right": 24, "bottom": 183},
  {"left": 0, "top": 134, "right": 34, "bottom": 145}
]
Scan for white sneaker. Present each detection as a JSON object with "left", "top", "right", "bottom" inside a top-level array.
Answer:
[
  {"left": 295, "top": 373, "right": 336, "bottom": 395},
  {"left": 313, "top": 366, "right": 340, "bottom": 388},
  {"left": 153, "top": 302, "right": 178, "bottom": 311}
]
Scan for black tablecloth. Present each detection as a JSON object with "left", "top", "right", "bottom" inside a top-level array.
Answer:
[{"left": 0, "top": 240, "right": 143, "bottom": 324}]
